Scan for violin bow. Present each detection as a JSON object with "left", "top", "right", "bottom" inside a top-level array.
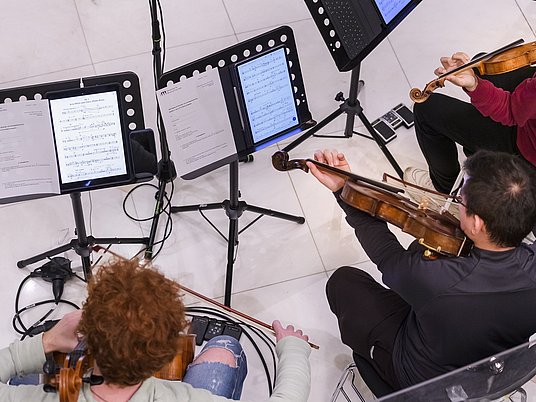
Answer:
[{"left": 90, "top": 245, "right": 319, "bottom": 350}]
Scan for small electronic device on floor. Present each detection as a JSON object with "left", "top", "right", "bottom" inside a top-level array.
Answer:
[
  {"left": 188, "top": 315, "right": 243, "bottom": 346},
  {"left": 371, "top": 103, "right": 414, "bottom": 143}
]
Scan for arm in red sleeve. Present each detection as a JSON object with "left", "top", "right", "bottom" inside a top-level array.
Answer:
[{"left": 468, "top": 73, "right": 536, "bottom": 127}]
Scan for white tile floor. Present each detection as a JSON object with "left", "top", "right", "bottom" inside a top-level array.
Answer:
[{"left": 1, "top": 0, "right": 536, "bottom": 401}]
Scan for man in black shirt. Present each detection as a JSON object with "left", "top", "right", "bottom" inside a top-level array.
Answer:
[{"left": 308, "top": 150, "right": 536, "bottom": 389}]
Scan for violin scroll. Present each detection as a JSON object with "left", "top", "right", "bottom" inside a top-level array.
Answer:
[
  {"left": 272, "top": 151, "right": 309, "bottom": 172},
  {"left": 410, "top": 79, "right": 446, "bottom": 103}
]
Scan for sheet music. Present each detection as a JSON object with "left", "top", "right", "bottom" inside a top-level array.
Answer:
[
  {"left": 0, "top": 99, "right": 60, "bottom": 198},
  {"left": 374, "top": 0, "right": 411, "bottom": 24},
  {"left": 157, "top": 68, "right": 237, "bottom": 176},
  {"left": 237, "top": 47, "right": 298, "bottom": 143},
  {"left": 49, "top": 91, "right": 127, "bottom": 184}
]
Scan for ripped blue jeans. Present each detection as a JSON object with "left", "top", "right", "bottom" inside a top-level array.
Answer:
[{"left": 182, "top": 335, "right": 248, "bottom": 400}]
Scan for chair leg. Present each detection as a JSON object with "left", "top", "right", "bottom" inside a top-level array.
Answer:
[{"left": 330, "top": 363, "right": 367, "bottom": 402}]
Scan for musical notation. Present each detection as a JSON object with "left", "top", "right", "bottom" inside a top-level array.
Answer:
[
  {"left": 49, "top": 91, "right": 127, "bottom": 184},
  {"left": 375, "top": 0, "right": 411, "bottom": 24},
  {"left": 237, "top": 47, "right": 298, "bottom": 143}
]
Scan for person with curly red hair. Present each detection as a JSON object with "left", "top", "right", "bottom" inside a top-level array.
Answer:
[{"left": 0, "top": 259, "right": 311, "bottom": 401}]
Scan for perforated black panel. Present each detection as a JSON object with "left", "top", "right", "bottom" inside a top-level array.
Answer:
[
  {"left": 321, "top": 0, "right": 369, "bottom": 60},
  {"left": 304, "top": 0, "right": 421, "bottom": 72},
  {"left": 0, "top": 72, "right": 145, "bottom": 133}
]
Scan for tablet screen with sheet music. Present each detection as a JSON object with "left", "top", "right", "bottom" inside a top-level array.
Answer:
[
  {"left": 47, "top": 85, "right": 131, "bottom": 191},
  {"left": 235, "top": 46, "right": 300, "bottom": 148}
]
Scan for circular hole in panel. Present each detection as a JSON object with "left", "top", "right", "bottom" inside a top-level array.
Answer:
[
  {"left": 19, "top": 95, "right": 27, "bottom": 101},
  {"left": 243, "top": 49, "right": 251, "bottom": 57},
  {"left": 296, "top": 99, "right": 301, "bottom": 105},
  {"left": 268, "top": 39, "right": 275, "bottom": 47},
  {"left": 280, "top": 34, "right": 287, "bottom": 42},
  {"left": 324, "top": 18, "right": 330, "bottom": 26},
  {"left": 179, "top": 75, "right": 187, "bottom": 82},
  {"left": 288, "top": 60, "right": 293, "bottom": 68},
  {"left": 255, "top": 45, "right": 263, "bottom": 53},
  {"left": 286, "top": 47, "right": 290, "bottom": 55},
  {"left": 123, "top": 80, "right": 132, "bottom": 88},
  {"left": 218, "top": 59, "right": 226, "bottom": 67},
  {"left": 291, "top": 73, "right": 296, "bottom": 80},
  {"left": 4, "top": 98, "right": 12, "bottom": 103},
  {"left": 167, "top": 80, "right": 174, "bottom": 86},
  {"left": 335, "top": 41, "right": 341, "bottom": 49},
  {"left": 330, "top": 29, "right": 336, "bottom": 38},
  {"left": 193, "top": 70, "right": 200, "bottom": 75},
  {"left": 127, "top": 108, "right": 135, "bottom": 117},
  {"left": 231, "top": 54, "right": 238, "bottom": 62},
  {"left": 319, "top": 7, "right": 324, "bottom": 14},
  {"left": 205, "top": 65, "right": 213, "bottom": 71},
  {"left": 125, "top": 94, "right": 133, "bottom": 102},
  {"left": 34, "top": 93, "right": 42, "bottom": 100},
  {"left": 294, "top": 86, "right": 298, "bottom": 93},
  {"left": 129, "top": 122, "right": 137, "bottom": 130}
]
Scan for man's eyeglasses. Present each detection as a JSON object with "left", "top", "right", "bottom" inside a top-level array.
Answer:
[
  {"left": 449, "top": 177, "right": 469, "bottom": 210},
  {"left": 450, "top": 194, "right": 469, "bottom": 209}
]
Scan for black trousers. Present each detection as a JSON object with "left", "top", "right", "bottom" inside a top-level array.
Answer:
[
  {"left": 326, "top": 266, "right": 410, "bottom": 389},
  {"left": 413, "top": 67, "right": 536, "bottom": 194}
]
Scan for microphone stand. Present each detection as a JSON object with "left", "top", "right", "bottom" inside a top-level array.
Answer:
[{"left": 145, "top": 0, "right": 177, "bottom": 259}]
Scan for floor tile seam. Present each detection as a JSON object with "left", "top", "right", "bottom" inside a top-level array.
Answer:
[
  {"left": 219, "top": 269, "right": 330, "bottom": 300},
  {"left": 73, "top": 0, "right": 97, "bottom": 76},
  {"left": 515, "top": 0, "right": 536, "bottom": 37},
  {"left": 231, "top": 17, "right": 312, "bottom": 38},
  {"left": 273, "top": 144, "right": 329, "bottom": 273},
  {"left": 0, "top": 63, "right": 95, "bottom": 88}
]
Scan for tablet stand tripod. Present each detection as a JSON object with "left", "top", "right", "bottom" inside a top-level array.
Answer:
[
  {"left": 17, "top": 192, "right": 149, "bottom": 280},
  {"left": 289, "top": 63, "right": 404, "bottom": 178},
  {"left": 171, "top": 160, "right": 304, "bottom": 306}
]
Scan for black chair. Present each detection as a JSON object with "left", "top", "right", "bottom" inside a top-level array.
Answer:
[
  {"left": 330, "top": 354, "right": 395, "bottom": 402},
  {"left": 354, "top": 353, "right": 395, "bottom": 398}
]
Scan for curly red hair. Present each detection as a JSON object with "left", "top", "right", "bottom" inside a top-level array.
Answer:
[{"left": 78, "top": 258, "right": 187, "bottom": 386}]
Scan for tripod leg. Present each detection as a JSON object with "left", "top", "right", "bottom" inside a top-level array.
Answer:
[
  {"left": 144, "top": 179, "right": 168, "bottom": 260},
  {"left": 224, "top": 216, "right": 239, "bottom": 307},
  {"left": 358, "top": 111, "right": 404, "bottom": 178},
  {"left": 244, "top": 204, "right": 305, "bottom": 224},
  {"left": 17, "top": 241, "right": 76, "bottom": 268}
]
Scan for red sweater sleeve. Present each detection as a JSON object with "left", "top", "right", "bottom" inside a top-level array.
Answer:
[{"left": 468, "top": 74, "right": 536, "bottom": 127}]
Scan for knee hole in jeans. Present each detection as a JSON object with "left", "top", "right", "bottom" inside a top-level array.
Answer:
[{"left": 191, "top": 348, "right": 237, "bottom": 368}]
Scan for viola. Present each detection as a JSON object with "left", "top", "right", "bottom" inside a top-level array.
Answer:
[
  {"left": 44, "top": 335, "right": 196, "bottom": 402},
  {"left": 272, "top": 151, "right": 472, "bottom": 257},
  {"left": 410, "top": 39, "right": 536, "bottom": 103}
]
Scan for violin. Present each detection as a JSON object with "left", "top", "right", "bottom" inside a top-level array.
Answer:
[
  {"left": 44, "top": 335, "right": 196, "bottom": 402},
  {"left": 272, "top": 151, "right": 472, "bottom": 257},
  {"left": 410, "top": 38, "right": 536, "bottom": 103}
]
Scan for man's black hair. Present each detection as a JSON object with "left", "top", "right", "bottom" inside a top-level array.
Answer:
[{"left": 462, "top": 150, "right": 536, "bottom": 247}]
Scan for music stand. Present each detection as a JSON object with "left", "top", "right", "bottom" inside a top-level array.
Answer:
[
  {"left": 160, "top": 26, "right": 313, "bottom": 306},
  {"left": 0, "top": 72, "right": 155, "bottom": 279},
  {"left": 286, "top": 0, "right": 423, "bottom": 178}
]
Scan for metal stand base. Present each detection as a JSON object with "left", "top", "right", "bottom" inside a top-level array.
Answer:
[
  {"left": 291, "top": 64, "right": 403, "bottom": 178},
  {"left": 170, "top": 161, "right": 304, "bottom": 306},
  {"left": 17, "top": 192, "right": 149, "bottom": 280}
]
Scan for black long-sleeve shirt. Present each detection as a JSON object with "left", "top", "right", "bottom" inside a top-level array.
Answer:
[{"left": 337, "top": 193, "right": 536, "bottom": 387}]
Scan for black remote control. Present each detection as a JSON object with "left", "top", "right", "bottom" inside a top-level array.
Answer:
[
  {"left": 188, "top": 316, "right": 210, "bottom": 346},
  {"left": 205, "top": 320, "right": 225, "bottom": 340},
  {"left": 222, "top": 323, "right": 242, "bottom": 341}
]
